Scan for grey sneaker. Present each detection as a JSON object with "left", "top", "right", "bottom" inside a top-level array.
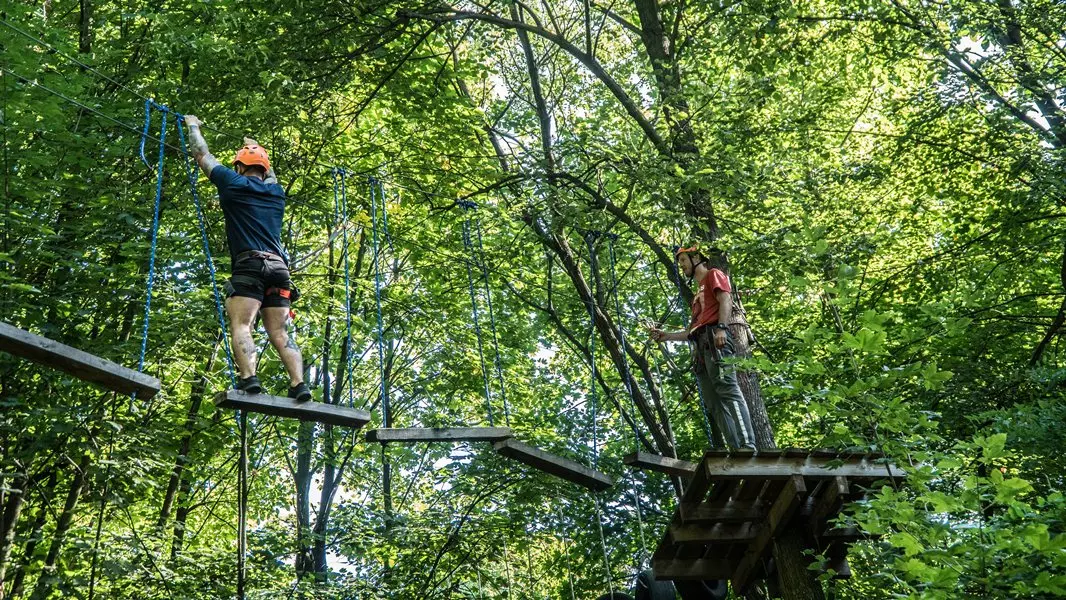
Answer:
[
  {"left": 288, "top": 383, "right": 311, "bottom": 402},
  {"left": 236, "top": 376, "right": 262, "bottom": 394}
]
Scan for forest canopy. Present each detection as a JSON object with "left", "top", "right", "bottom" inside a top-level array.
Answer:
[{"left": 1, "top": 0, "right": 1064, "bottom": 598}]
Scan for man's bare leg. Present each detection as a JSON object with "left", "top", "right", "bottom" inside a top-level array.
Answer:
[
  {"left": 226, "top": 296, "right": 262, "bottom": 379},
  {"left": 262, "top": 307, "right": 304, "bottom": 387}
]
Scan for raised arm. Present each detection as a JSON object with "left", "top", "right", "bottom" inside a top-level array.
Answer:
[{"left": 183, "top": 115, "right": 222, "bottom": 177}]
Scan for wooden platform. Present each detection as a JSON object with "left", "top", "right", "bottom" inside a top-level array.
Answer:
[
  {"left": 215, "top": 390, "right": 371, "bottom": 428},
  {"left": 652, "top": 449, "right": 904, "bottom": 593},
  {"left": 366, "top": 427, "right": 512, "bottom": 443},
  {"left": 624, "top": 451, "right": 698, "bottom": 477},
  {"left": 0, "top": 321, "right": 161, "bottom": 399},
  {"left": 493, "top": 439, "right": 613, "bottom": 492}
]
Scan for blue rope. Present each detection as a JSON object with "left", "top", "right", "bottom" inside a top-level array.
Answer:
[
  {"left": 471, "top": 204, "right": 510, "bottom": 424},
  {"left": 458, "top": 201, "right": 495, "bottom": 426},
  {"left": 134, "top": 101, "right": 167, "bottom": 393},
  {"left": 369, "top": 178, "right": 389, "bottom": 425},
  {"left": 176, "top": 117, "right": 237, "bottom": 387},
  {"left": 338, "top": 170, "right": 355, "bottom": 407}
]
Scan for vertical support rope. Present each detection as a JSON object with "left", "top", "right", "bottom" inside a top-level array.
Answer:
[
  {"left": 87, "top": 397, "right": 118, "bottom": 600},
  {"left": 584, "top": 231, "right": 615, "bottom": 598},
  {"left": 584, "top": 232, "right": 600, "bottom": 467},
  {"left": 593, "top": 496, "right": 615, "bottom": 598},
  {"left": 176, "top": 118, "right": 236, "bottom": 386},
  {"left": 458, "top": 201, "right": 495, "bottom": 426},
  {"left": 602, "top": 235, "right": 651, "bottom": 566},
  {"left": 556, "top": 505, "right": 578, "bottom": 600},
  {"left": 332, "top": 169, "right": 355, "bottom": 407},
  {"left": 369, "top": 179, "right": 389, "bottom": 425},
  {"left": 134, "top": 101, "right": 167, "bottom": 398},
  {"left": 472, "top": 211, "right": 510, "bottom": 425},
  {"left": 606, "top": 235, "right": 639, "bottom": 452},
  {"left": 629, "top": 472, "right": 649, "bottom": 567},
  {"left": 237, "top": 410, "right": 248, "bottom": 600}
]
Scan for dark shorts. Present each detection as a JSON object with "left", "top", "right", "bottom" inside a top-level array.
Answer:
[{"left": 226, "top": 251, "right": 291, "bottom": 308}]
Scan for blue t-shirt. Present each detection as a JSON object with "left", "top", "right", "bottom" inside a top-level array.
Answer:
[{"left": 209, "top": 165, "right": 287, "bottom": 264}]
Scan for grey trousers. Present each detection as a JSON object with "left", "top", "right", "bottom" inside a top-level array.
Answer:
[{"left": 692, "top": 327, "right": 757, "bottom": 450}]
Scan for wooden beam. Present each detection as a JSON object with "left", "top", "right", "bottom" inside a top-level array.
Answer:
[
  {"left": 732, "top": 475, "right": 807, "bottom": 593},
  {"left": 807, "top": 476, "right": 849, "bottom": 542},
  {"left": 678, "top": 502, "right": 763, "bottom": 524},
  {"left": 669, "top": 521, "right": 758, "bottom": 544},
  {"left": 623, "top": 452, "right": 697, "bottom": 477},
  {"left": 493, "top": 439, "right": 612, "bottom": 491},
  {"left": 215, "top": 390, "right": 371, "bottom": 429},
  {"left": 681, "top": 456, "right": 715, "bottom": 504},
  {"left": 702, "top": 454, "right": 904, "bottom": 481},
  {"left": 365, "top": 427, "right": 512, "bottom": 443},
  {"left": 651, "top": 557, "right": 735, "bottom": 581},
  {"left": 0, "top": 321, "right": 160, "bottom": 399}
]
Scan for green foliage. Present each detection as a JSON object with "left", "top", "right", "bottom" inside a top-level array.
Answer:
[{"left": 2, "top": 0, "right": 1065, "bottom": 598}]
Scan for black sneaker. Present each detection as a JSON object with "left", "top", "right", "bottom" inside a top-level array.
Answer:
[
  {"left": 288, "top": 383, "right": 311, "bottom": 402},
  {"left": 236, "top": 376, "right": 262, "bottom": 395}
]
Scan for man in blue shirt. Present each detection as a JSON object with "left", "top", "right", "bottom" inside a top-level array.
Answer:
[{"left": 183, "top": 115, "right": 310, "bottom": 402}]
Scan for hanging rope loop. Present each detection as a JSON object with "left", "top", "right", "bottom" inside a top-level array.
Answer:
[{"left": 131, "top": 100, "right": 168, "bottom": 405}]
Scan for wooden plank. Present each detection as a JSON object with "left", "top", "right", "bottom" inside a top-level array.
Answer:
[
  {"left": 807, "top": 476, "right": 849, "bottom": 541},
  {"left": 215, "top": 390, "right": 371, "bottom": 428},
  {"left": 493, "top": 439, "right": 613, "bottom": 491},
  {"left": 623, "top": 452, "right": 697, "bottom": 477},
  {"left": 703, "top": 479, "right": 738, "bottom": 506},
  {"left": 0, "top": 321, "right": 161, "bottom": 399},
  {"left": 366, "top": 427, "right": 511, "bottom": 443},
  {"left": 681, "top": 458, "right": 714, "bottom": 505},
  {"left": 652, "top": 526, "right": 680, "bottom": 560},
  {"left": 652, "top": 558, "right": 735, "bottom": 581},
  {"left": 701, "top": 454, "right": 904, "bottom": 481},
  {"left": 669, "top": 521, "right": 758, "bottom": 544},
  {"left": 732, "top": 475, "right": 807, "bottom": 593},
  {"left": 678, "top": 502, "right": 764, "bottom": 524}
]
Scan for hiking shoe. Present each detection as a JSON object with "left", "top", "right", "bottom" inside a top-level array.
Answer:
[
  {"left": 288, "top": 383, "right": 312, "bottom": 402},
  {"left": 236, "top": 376, "right": 262, "bottom": 395}
]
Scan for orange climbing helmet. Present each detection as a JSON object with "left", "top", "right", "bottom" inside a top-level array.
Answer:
[
  {"left": 675, "top": 245, "right": 701, "bottom": 259},
  {"left": 234, "top": 144, "right": 271, "bottom": 171}
]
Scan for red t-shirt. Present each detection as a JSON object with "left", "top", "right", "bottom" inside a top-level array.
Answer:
[{"left": 689, "top": 268, "right": 731, "bottom": 333}]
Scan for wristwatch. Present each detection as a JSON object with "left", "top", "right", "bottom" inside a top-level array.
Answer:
[{"left": 713, "top": 323, "right": 729, "bottom": 331}]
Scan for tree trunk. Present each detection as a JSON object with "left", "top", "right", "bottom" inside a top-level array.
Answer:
[
  {"left": 771, "top": 527, "right": 826, "bottom": 600},
  {"left": 159, "top": 334, "right": 221, "bottom": 527},
  {"left": 78, "top": 0, "right": 92, "bottom": 54},
  {"left": 28, "top": 454, "right": 92, "bottom": 600},
  {"left": 8, "top": 470, "right": 58, "bottom": 598},
  {"left": 0, "top": 476, "right": 29, "bottom": 600}
]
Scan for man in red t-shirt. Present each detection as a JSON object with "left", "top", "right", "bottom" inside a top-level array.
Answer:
[{"left": 648, "top": 246, "right": 756, "bottom": 449}]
